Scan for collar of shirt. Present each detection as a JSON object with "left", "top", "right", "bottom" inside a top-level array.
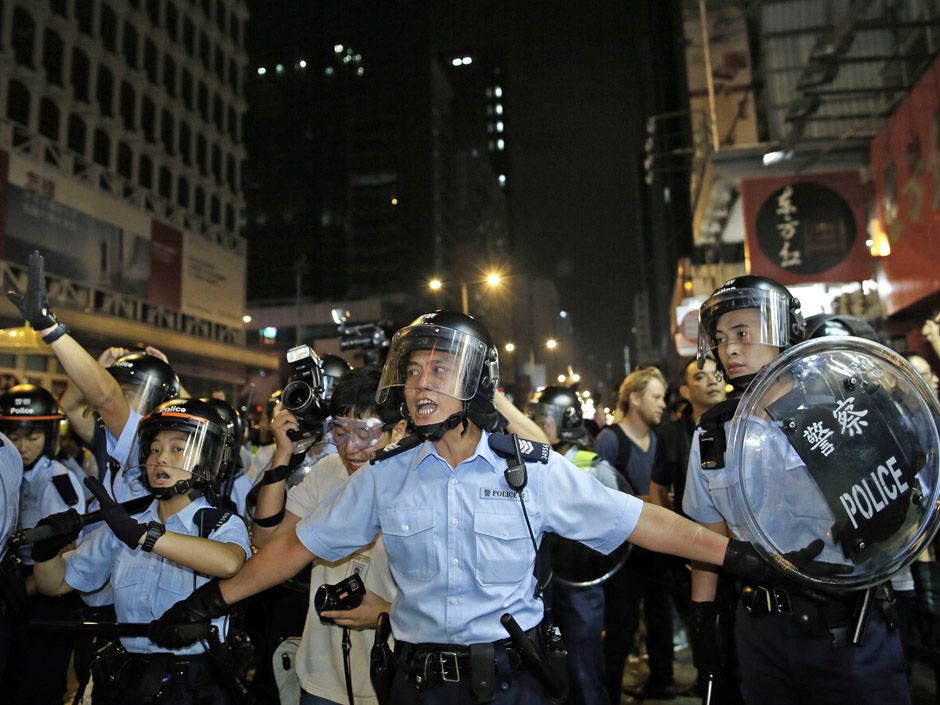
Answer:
[{"left": 409, "top": 431, "right": 504, "bottom": 475}]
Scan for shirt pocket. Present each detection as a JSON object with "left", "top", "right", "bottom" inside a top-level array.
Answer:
[
  {"left": 379, "top": 508, "right": 437, "bottom": 583},
  {"left": 110, "top": 552, "right": 143, "bottom": 590},
  {"left": 473, "top": 510, "right": 536, "bottom": 586}
]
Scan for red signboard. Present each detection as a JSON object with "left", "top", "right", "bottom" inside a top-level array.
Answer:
[
  {"left": 870, "top": 57, "right": 940, "bottom": 316},
  {"left": 740, "top": 171, "right": 872, "bottom": 285}
]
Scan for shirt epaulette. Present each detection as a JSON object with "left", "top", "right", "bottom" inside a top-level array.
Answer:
[
  {"left": 487, "top": 433, "right": 551, "bottom": 464},
  {"left": 370, "top": 434, "right": 424, "bottom": 465}
]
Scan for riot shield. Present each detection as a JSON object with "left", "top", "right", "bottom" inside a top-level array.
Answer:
[
  {"left": 728, "top": 337, "right": 940, "bottom": 589},
  {"left": 548, "top": 467, "right": 633, "bottom": 587}
]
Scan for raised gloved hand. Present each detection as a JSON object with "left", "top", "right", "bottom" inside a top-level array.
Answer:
[
  {"left": 6, "top": 250, "right": 58, "bottom": 331},
  {"left": 84, "top": 476, "right": 148, "bottom": 549},
  {"left": 723, "top": 538, "right": 850, "bottom": 584},
  {"left": 31, "top": 508, "right": 83, "bottom": 562},
  {"left": 149, "top": 580, "right": 231, "bottom": 648},
  {"left": 689, "top": 601, "right": 720, "bottom": 676}
]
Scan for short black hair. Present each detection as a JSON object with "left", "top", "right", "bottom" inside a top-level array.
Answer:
[{"left": 329, "top": 366, "right": 401, "bottom": 425}]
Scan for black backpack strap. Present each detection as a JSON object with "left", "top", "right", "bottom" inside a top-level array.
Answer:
[
  {"left": 51, "top": 474, "right": 80, "bottom": 507},
  {"left": 608, "top": 424, "right": 632, "bottom": 477},
  {"left": 194, "top": 507, "right": 233, "bottom": 539}
]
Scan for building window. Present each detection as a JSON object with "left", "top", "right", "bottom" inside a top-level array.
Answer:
[
  {"left": 144, "top": 39, "right": 158, "bottom": 84},
  {"left": 177, "top": 176, "right": 189, "bottom": 207},
  {"left": 51, "top": 0, "right": 67, "bottom": 17},
  {"left": 146, "top": 0, "right": 161, "bottom": 28},
  {"left": 214, "top": 45, "right": 225, "bottom": 83},
  {"left": 198, "top": 82, "right": 209, "bottom": 121},
  {"left": 141, "top": 96, "right": 156, "bottom": 142},
  {"left": 182, "top": 16, "right": 194, "bottom": 56},
  {"left": 123, "top": 22, "right": 139, "bottom": 68},
  {"left": 199, "top": 33, "right": 211, "bottom": 72},
  {"left": 75, "top": 0, "right": 93, "bottom": 36},
  {"left": 196, "top": 133, "right": 207, "bottom": 175},
  {"left": 42, "top": 29, "right": 64, "bottom": 85},
  {"left": 210, "top": 194, "right": 220, "bottom": 224},
  {"left": 225, "top": 203, "right": 234, "bottom": 230},
  {"left": 67, "top": 114, "right": 86, "bottom": 154},
  {"left": 139, "top": 154, "right": 153, "bottom": 188},
  {"left": 71, "top": 48, "right": 90, "bottom": 102},
  {"left": 100, "top": 4, "right": 118, "bottom": 53},
  {"left": 161, "top": 108, "right": 175, "bottom": 155},
  {"left": 38, "top": 98, "right": 59, "bottom": 140},
  {"left": 97, "top": 65, "right": 114, "bottom": 117},
  {"left": 11, "top": 7, "right": 35, "bottom": 68},
  {"left": 165, "top": 1, "right": 178, "bottom": 40},
  {"left": 117, "top": 142, "right": 133, "bottom": 179},
  {"left": 163, "top": 54, "right": 176, "bottom": 97},
  {"left": 228, "top": 58, "right": 238, "bottom": 92},
  {"left": 119, "top": 81, "right": 136, "bottom": 130},
  {"left": 226, "top": 153, "right": 236, "bottom": 190},
  {"left": 213, "top": 94, "right": 223, "bottom": 132},
  {"left": 227, "top": 105, "right": 237, "bottom": 141},
  {"left": 158, "top": 165, "right": 172, "bottom": 199},
  {"left": 195, "top": 185, "right": 205, "bottom": 215},
  {"left": 93, "top": 129, "right": 111, "bottom": 167},
  {"left": 211, "top": 144, "right": 221, "bottom": 183},
  {"left": 179, "top": 122, "right": 191, "bottom": 165},
  {"left": 181, "top": 69, "right": 193, "bottom": 111}
]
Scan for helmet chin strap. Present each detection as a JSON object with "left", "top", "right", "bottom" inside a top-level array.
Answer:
[
  {"left": 412, "top": 410, "right": 467, "bottom": 441},
  {"left": 147, "top": 477, "right": 206, "bottom": 501},
  {"left": 728, "top": 373, "right": 757, "bottom": 395}
]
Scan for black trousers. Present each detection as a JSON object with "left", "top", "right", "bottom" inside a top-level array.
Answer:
[{"left": 602, "top": 547, "right": 674, "bottom": 699}]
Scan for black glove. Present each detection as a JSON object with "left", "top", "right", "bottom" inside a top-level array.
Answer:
[
  {"left": 911, "top": 561, "right": 940, "bottom": 619},
  {"left": 6, "top": 250, "right": 58, "bottom": 331},
  {"left": 723, "top": 538, "right": 850, "bottom": 584},
  {"left": 149, "top": 580, "right": 231, "bottom": 649},
  {"left": 689, "top": 601, "right": 720, "bottom": 676},
  {"left": 84, "top": 476, "right": 147, "bottom": 549},
  {"left": 31, "top": 508, "right": 83, "bottom": 562}
]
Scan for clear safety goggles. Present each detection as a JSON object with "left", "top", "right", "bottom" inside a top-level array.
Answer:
[
  {"left": 698, "top": 288, "right": 793, "bottom": 361},
  {"left": 377, "top": 325, "right": 488, "bottom": 402},
  {"left": 322, "top": 416, "right": 391, "bottom": 451}
]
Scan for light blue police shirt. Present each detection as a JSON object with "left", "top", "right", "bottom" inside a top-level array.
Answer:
[
  {"left": 682, "top": 417, "right": 846, "bottom": 563},
  {"left": 64, "top": 496, "right": 252, "bottom": 654},
  {"left": 0, "top": 432, "right": 22, "bottom": 551},
  {"left": 104, "top": 410, "right": 150, "bottom": 503},
  {"left": 19, "top": 456, "right": 86, "bottom": 565},
  {"left": 295, "top": 430, "right": 641, "bottom": 645}
]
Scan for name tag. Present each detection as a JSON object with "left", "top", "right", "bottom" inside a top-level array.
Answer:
[
  {"left": 479, "top": 487, "right": 527, "bottom": 501},
  {"left": 347, "top": 552, "right": 371, "bottom": 580}
]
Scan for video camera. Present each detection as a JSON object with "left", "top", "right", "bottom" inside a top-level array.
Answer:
[
  {"left": 332, "top": 309, "right": 390, "bottom": 365},
  {"left": 281, "top": 344, "right": 328, "bottom": 444},
  {"left": 314, "top": 573, "right": 366, "bottom": 625}
]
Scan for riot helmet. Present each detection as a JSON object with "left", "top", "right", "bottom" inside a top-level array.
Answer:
[
  {"left": 133, "top": 398, "right": 227, "bottom": 499},
  {"left": 320, "top": 354, "right": 353, "bottom": 402},
  {"left": 108, "top": 352, "right": 181, "bottom": 415},
  {"left": 377, "top": 311, "right": 500, "bottom": 439},
  {"left": 526, "top": 386, "right": 590, "bottom": 447},
  {"left": 0, "top": 384, "right": 63, "bottom": 464},
  {"left": 698, "top": 276, "right": 804, "bottom": 391},
  {"left": 199, "top": 397, "right": 244, "bottom": 482},
  {"left": 802, "top": 313, "right": 880, "bottom": 344}
]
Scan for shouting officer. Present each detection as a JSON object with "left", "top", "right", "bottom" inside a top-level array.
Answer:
[
  {"left": 148, "top": 311, "right": 783, "bottom": 705},
  {"left": 684, "top": 276, "right": 911, "bottom": 705}
]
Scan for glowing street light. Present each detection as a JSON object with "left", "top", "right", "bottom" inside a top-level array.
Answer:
[
  {"left": 557, "top": 374, "right": 566, "bottom": 383},
  {"left": 545, "top": 338, "right": 558, "bottom": 350},
  {"left": 242, "top": 314, "right": 252, "bottom": 324},
  {"left": 428, "top": 278, "right": 443, "bottom": 291},
  {"left": 504, "top": 342, "right": 516, "bottom": 353},
  {"left": 486, "top": 272, "right": 502, "bottom": 287}
]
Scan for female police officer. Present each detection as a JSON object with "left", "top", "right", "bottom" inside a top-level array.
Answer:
[
  {"left": 149, "top": 311, "right": 773, "bottom": 705},
  {"left": 32, "top": 398, "right": 252, "bottom": 705}
]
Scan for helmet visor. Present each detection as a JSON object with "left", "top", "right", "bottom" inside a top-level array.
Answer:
[
  {"left": 323, "top": 415, "right": 389, "bottom": 451},
  {"left": 119, "top": 376, "right": 172, "bottom": 416},
  {"left": 377, "top": 325, "right": 489, "bottom": 402},
  {"left": 525, "top": 402, "right": 563, "bottom": 428},
  {"left": 131, "top": 412, "right": 220, "bottom": 484},
  {"left": 698, "top": 288, "right": 793, "bottom": 361}
]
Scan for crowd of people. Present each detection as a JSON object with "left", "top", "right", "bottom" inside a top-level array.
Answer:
[{"left": 0, "top": 251, "right": 939, "bottom": 705}]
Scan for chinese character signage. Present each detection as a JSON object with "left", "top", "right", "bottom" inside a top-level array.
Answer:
[{"left": 740, "top": 171, "right": 872, "bottom": 284}]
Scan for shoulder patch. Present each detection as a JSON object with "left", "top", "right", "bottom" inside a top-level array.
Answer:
[
  {"left": 370, "top": 434, "right": 423, "bottom": 465},
  {"left": 194, "top": 507, "right": 233, "bottom": 539},
  {"left": 51, "top": 473, "right": 79, "bottom": 506},
  {"left": 487, "top": 433, "right": 551, "bottom": 464}
]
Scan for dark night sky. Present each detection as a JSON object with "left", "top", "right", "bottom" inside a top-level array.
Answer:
[{"left": 247, "top": 1, "right": 665, "bottom": 390}]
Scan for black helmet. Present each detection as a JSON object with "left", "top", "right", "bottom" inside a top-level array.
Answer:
[
  {"left": 377, "top": 311, "right": 500, "bottom": 438},
  {"left": 0, "top": 384, "right": 63, "bottom": 459},
  {"left": 526, "top": 386, "right": 590, "bottom": 446},
  {"left": 108, "top": 352, "right": 181, "bottom": 415},
  {"left": 698, "top": 276, "right": 804, "bottom": 379},
  {"left": 802, "top": 313, "right": 880, "bottom": 344},
  {"left": 320, "top": 354, "right": 353, "bottom": 401},
  {"left": 199, "top": 398, "right": 244, "bottom": 481},
  {"left": 135, "top": 398, "right": 227, "bottom": 499}
]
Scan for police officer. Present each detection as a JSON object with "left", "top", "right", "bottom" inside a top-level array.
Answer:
[
  {"left": 0, "top": 383, "right": 86, "bottom": 705},
  {"left": 526, "top": 385, "right": 625, "bottom": 705},
  {"left": 683, "top": 276, "right": 910, "bottom": 705},
  {"left": 31, "top": 398, "right": 252, "bottom": 705},
  {"left": 0, "top": 426, "right": 23, "bottom": 681},
  {"left": 147, "top": 311, "right": 775, "bottom": 705}
]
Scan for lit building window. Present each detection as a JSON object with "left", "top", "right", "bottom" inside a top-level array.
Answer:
[
  {"left": 461, "top": 56, "right": 472, "bottom": 65},
  {"left": 325, "top": 66, "right": 334, "bottom": 76},
  {"left": 497, "top": 139, "right": 505, "bottom": 150},
  {"left": 356, "top": 66, "right": 364, "bottom": 76},
  {"left": 334, "top": 44, "right": 344, "bottom": 53},
  {"left": 495, "top": 104, "right": 503, "bottom": 115},
  {"left": 275, "top": 64, "right": 284, "bottom": 73},
  {"left": 257, "top": 67, "right": 266, "bottom": 75},
  {"left": 298, "top": 59, "right": 307, "bottom": 68},
  {"left": 494, "top": 86, "right": 503, "bottom": 97},
  {"left": 498, "top": 174, "right": 506, "bottom": 185},
  {"left": 451, "top": 58, "right": 462, "bottom": 67},
  {"left": 496, "top": 121, "right": 504, "bottom": 132}
]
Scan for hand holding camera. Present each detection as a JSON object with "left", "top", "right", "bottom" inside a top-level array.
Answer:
[{"left": 316, "top": 573, "right": 390, "bottom": 629}]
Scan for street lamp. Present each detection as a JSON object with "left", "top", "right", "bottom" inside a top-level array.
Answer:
[
  {"left": 429, "top": 272, "right": 504, "bottom": 315},
  {"left": 428, "top": 278, "right": 443, "bottom": 291},
  {"left": 545, "top": 338, "right": 558, "bottom": 350},
  {"left": 504, "top": 342, "right": 516, "bottom": 353}
]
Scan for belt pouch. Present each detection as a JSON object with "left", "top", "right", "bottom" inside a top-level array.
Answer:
[{"left": 469, "top": 642, "right": 495, "bottom": 702}]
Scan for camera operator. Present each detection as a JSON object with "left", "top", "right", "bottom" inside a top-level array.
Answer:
[
  {"left": 149, "top": 311, "right": 781, "bottom": 705},
  {"left": 253, "top": 366, "right": 404, "bottom": 705}
]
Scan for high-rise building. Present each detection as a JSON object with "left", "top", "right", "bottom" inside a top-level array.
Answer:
[{"left": 0, "top": 0, "right": 273, "bottom": 396}]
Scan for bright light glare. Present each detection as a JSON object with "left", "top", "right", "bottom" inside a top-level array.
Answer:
[
  {"left": 557, "top": 374, "right": 566, "bottom": 383},
  {"left": 428, "top": 278, "right": 443, "bottom": 291},
  {"left": 570, "top": 373, "right": 581, "bottom": 383},
  {"left": 486, "top": 272, "right": 502, "bottom": 286},
  {"left": 242, "top": 315, "right": 252, "bottom": 323},
  {"left": 546, "top": 339, "right": 558, "bottom": 350},
  {"left": 504, "top": 343, "right": 516, "bottom": 353}
]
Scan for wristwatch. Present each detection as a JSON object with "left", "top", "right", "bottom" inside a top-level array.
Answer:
[{"left": 141, "top": 521, "right": 166, "bottom": 552}]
